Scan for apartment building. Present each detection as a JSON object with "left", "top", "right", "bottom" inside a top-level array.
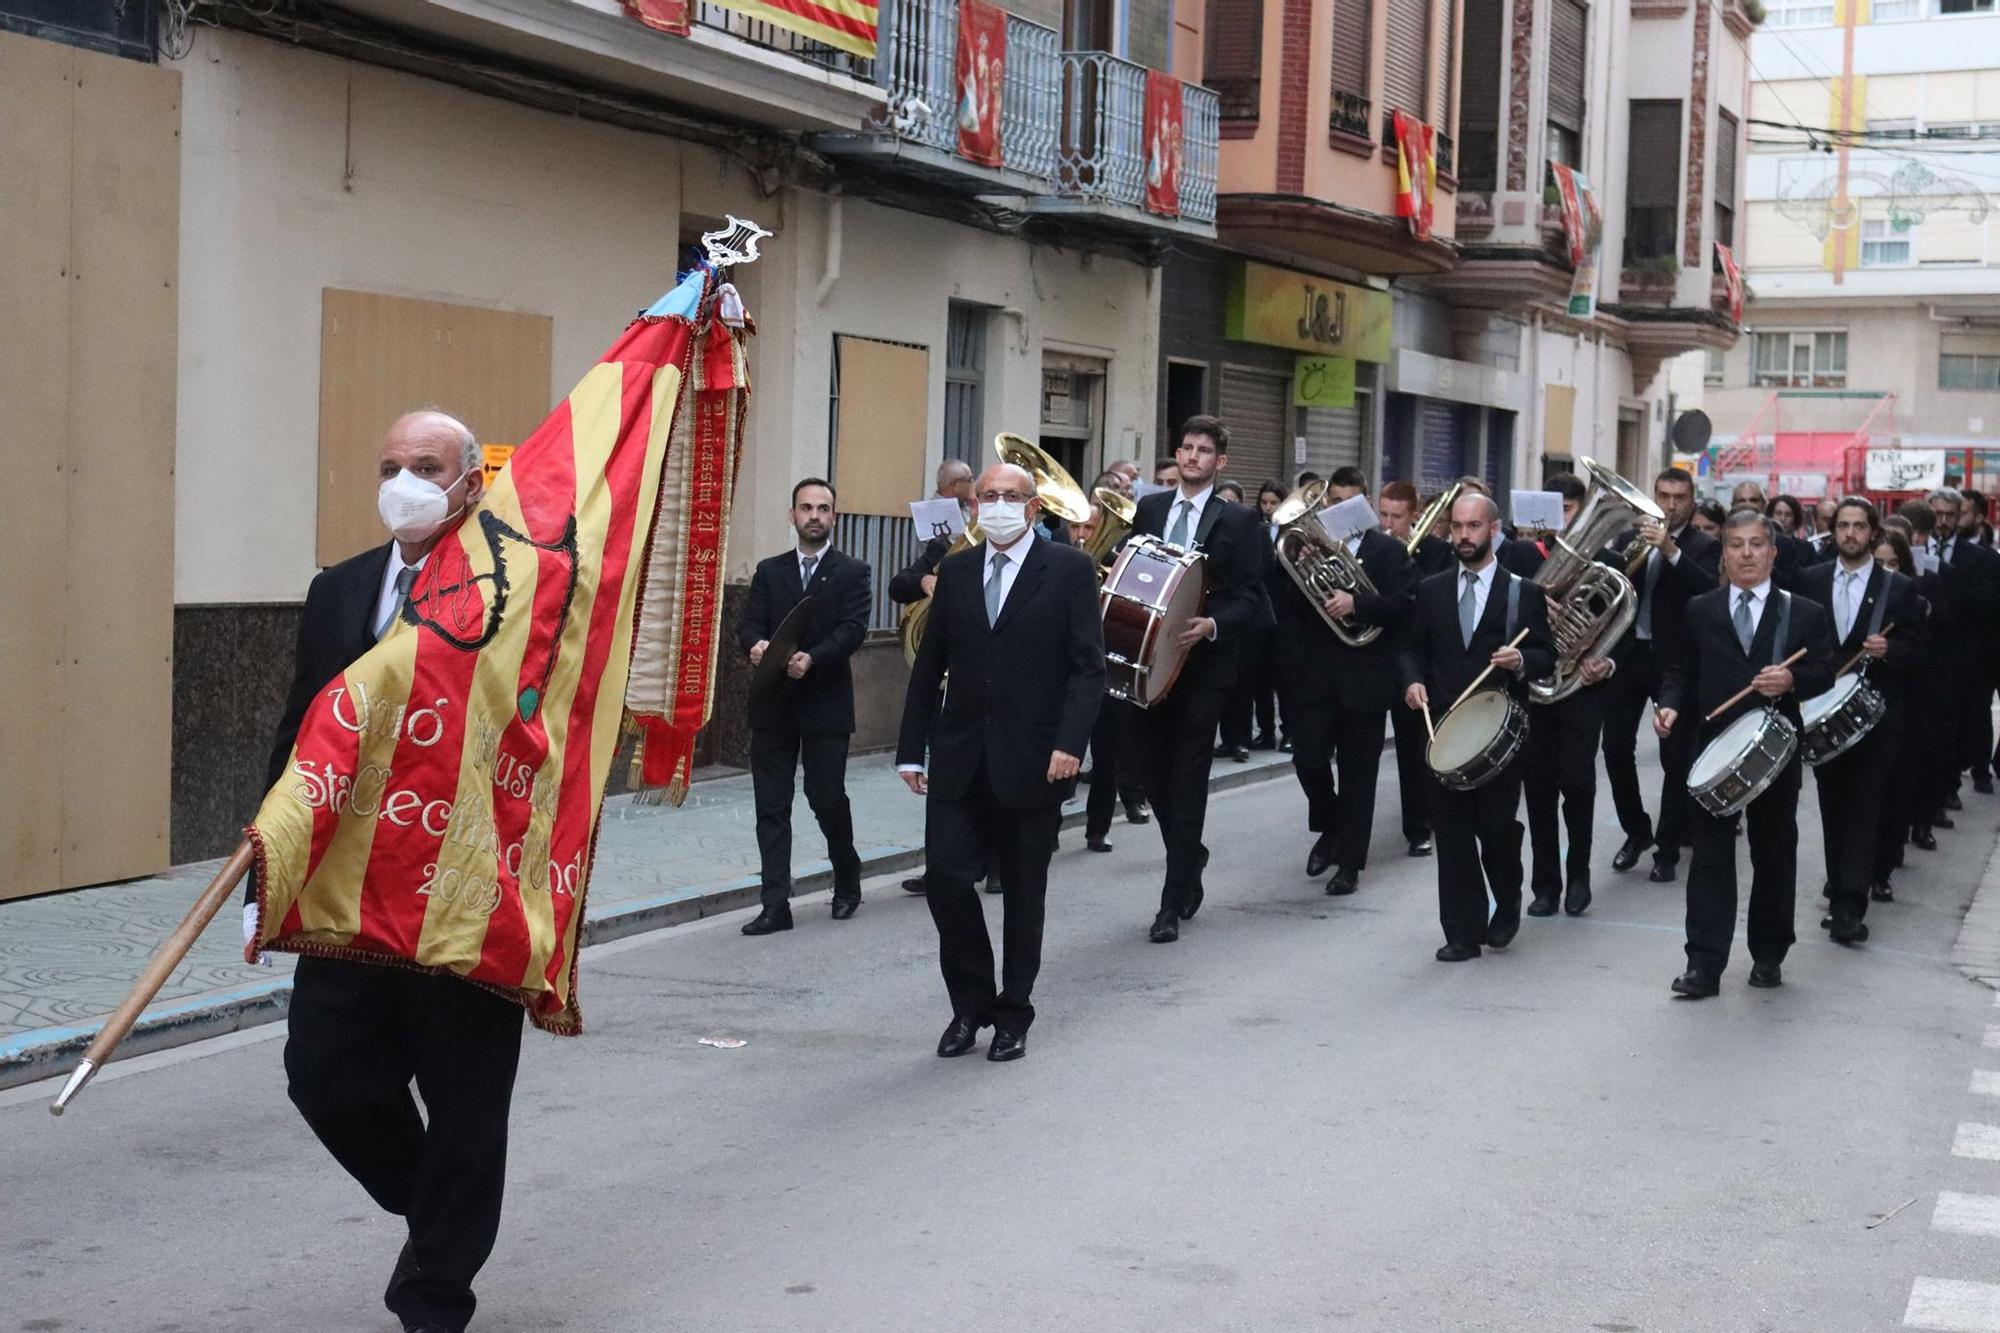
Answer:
[{"left": 1699, "top": 0, "right": 2000, "bottom": 495}]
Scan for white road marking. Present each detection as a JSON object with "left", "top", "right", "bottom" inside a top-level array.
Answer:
[
  {"left": 1906, "top": 1277, "right": 2000, "bottom": 1330},
  {"left": 1985, "top": 1026, "right": 2000, "bottom": 1050},
  {"left": 1935, "top": 1194, "right": 2000, "bottom": 1239},
  {"left": 1976, "top": 1071, "right": 2000, "bottom": 1098},
  {"left": 1954, "top": 1124, "right": 2000, "bottom": 1162}
]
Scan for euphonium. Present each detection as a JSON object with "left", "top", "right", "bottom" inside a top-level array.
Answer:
[
  {"left": 1271, "top": 478, "right": 1383, "bottom": 648},
  {"left": 1405, "top": 480, "right": 1464, "bottom": 558},
  {"left": 1529, "top": 458, "right": 1666, "bottom": 704}
]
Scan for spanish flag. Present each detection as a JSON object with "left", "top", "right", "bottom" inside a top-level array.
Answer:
[{"left": 247, "top": 266, "right": 751, "bottom": 1034}]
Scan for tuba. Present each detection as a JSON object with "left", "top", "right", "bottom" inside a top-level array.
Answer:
[
  {"left": 1405, "top": 481, "right": 1463, "bottom": 558},
  {"left": 898, "top": 434, "right": 1094, "bottom": 664},
  {"left": 1271, "top": 479, "right": 1383, "bottom": 647},
  {"left": 1529, "top": 458, "right": 1666, "bottom": 704}
]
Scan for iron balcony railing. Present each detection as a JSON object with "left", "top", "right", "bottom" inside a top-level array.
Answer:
[
  {"left": 874, "top": 0, "right": 1059, "bottom": 179},
  {"left": 1055, "top": 52, "right": 1219, "bottom": 224},
  {"left": 1436, "top": 131, "right": 1454, "bottom": 177},
  {"left": 1330, "top": 88, "right": 1371, "bottom": 140},
  {"left": 693, "top": 0, "right": 874, "bottom": 78}
]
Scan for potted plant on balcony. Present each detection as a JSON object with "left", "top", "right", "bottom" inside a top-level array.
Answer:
[{"left": 1620, "top": 254, "right": 1680, "bottom": 302}]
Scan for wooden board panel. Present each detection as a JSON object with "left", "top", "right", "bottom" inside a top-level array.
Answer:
[
  {"left": 832, "top": 336, "right": 929, "bottom": 517},
  {"left": 60, "top": 44, "right": 182, "bottom": 889},
  {"left": 1543, "top": 384, "right": 1577, "bottom": 461},
  {"left": 317, "top": 291, "right": 554, "bottom": 567},
  {"left": 0, "top": 33, "right": 76, "bottom": 897}
]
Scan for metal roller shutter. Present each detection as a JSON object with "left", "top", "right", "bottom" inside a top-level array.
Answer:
[
  {"left": 1302, "top": 400, "right": 1365, "bottom": 478},
  {"left": 1381, "top": 0, "right": 1431, "bottom": 121},
  {"left": 1548, "top": 0, "right": 1587, "bottom": 133},
  {"left": 1331, "top": 0, "right": 1371, "bottom": 97},
  {"left": 1218, "top": 365, "right": 1289, "bottom": 490},
  {"left": 1417, "top": 399, "right": 1468, "bottom": 496},
  {"left": 1627, "top": 100, "right": 1682, "bottom": 207}
]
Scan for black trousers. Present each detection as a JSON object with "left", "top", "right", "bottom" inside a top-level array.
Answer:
[
  {"left": 750, "top": 728, "right": 860, "bottom": 912},
  {"left": 1085, "top": 699, "right": 1132, "bottom": 841},
  {"left": 1816, "top": 724, "right": 1894, "bottom": 920},
  {"left": 923, "top": 764, "right": 1062, "bottom": 1031},
  {"left": 1685, "top": 757, "right": 1801, "bottom": 976},
  {"left": 1525, "top": 688, "right": 1608, "bottom": 892},
  {"left": 1389, "top": 700, "right": 1432, "bottom": 843},
  {"left": 286, "top": 955, "right": 525, "bottom": 1333},
  {"left": 1221, "top": 626, "right": 1278, "bottom": 747},
  {"left": 1600, "top": 642, "right": 1698, "bottom": 857},
  {"left": 1288, "top": 703, "right": 1388, "bottom": 872},
  {"left": 1430, "top": 770, "right": 1525, "bottom": 947},
  {"left": 1130, "top": 681, "right": 1229, "bottom": 914}
]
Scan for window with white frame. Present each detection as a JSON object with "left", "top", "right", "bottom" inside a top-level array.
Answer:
[
  {"left": 1938, "top": 0, "right": 1994, "bottom": 14},
  {"left": 1765, "top": 0, "right": 1835, "bottom": 25},
  {"left": 1705, "top": 346, "right": 1727, "bottom": 385},
  {"left": 1861, "top": 218, "right": 1913, "bottom": 266},
  {"left": 1753, "top": 330, "right": 1847, "bottom": 388},
  {"left": 1941, "top": 354, "right": 2000, "bottom": 390},
  {"left": 1871, "top": 0, "right": 1919, "bottom": 16}
]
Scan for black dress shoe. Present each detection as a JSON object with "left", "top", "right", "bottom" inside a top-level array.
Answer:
[
  {"left": 1977, "top": 777, "right": 1995, "bottom": 795},
  {"left": 830, "top": 896, "right": 860, "bottom": 920},
  {"left": 1934, "top": 811, "right": 1957, "bottom": 830},
  {"left": 987, "top": 1029, "right": 1027, "bottom": 1062},
  {"left": 1564, "top": 878, "right": 1593, "bottom": 917},
  {"left": 1912, "top": 825, "right": 1938, "bottom": 851},
  {"left": 1527, "top": 893, "right": 1559, "bottom": 918},
  {"left": 1946, "top": 792, "right": 1964, "bottom": 812},
  {"left": 740, "top": 908, "right": 793, "bottom": 935},
  {"left": 1485, "top": 912, "right": 1521, "bottom": 949},
  {"left": 1305, "top": 832, "right": 1337, "bottom": 877},
  {"left": 1435, "top": 941, "right": 1482, "bottom": 962},
  {"left": 1124, "top": 799, "right": 1152, "bottom": 825},
  {"left": 936, "top": 1016, "right": 981, "bottom": 1058},
  {"left": 1249, "top": 734, "right": 1276, "bottom": 751},
  {"left": 1407, "top": 836, "right": 1434, "bottom": 857},
  {"left": 1871, "top": 881, "right": 1895, "bottom": 902},
  {"left": 1747, "top": 961, "right": 1783, "bottom": 988},
  {"left": 901, "top": 875, "right": 928, "bottom": 894},
  {"left": 1180, "top": 883, "right": 1205, "bottom": 919},
  {"left": 1278, "top": 737, "right": 1293, "bottom": 753},
  {"left": 1648, "top": 857, "right": 1678, "bottom": 884},
  {"left": 1671, "top": 969, "right": 1720, "bottom": 998},
  {"left": 1212, "top": 742, "right": 1235, "bottom": 758},
  {"left": 984, "top": 876, "right": 1006, "bottom": 895},
  {"left": 1820, "top": 915, "right": 1833, "bottom": 930},
  {"left": 1149, "top": 910, "right": 1180, "bottom": 943},
  {"left": 1327, "top": 867, "right": 1359, "bottom": 896},
  {"left": 1610, "top": 835, "right": 1652, "bottom": 872},
  {"left": 1228, "top": 746, "right": 1250, "bottom": 763},
  {"left": 1086, "top": 836, "right": 1114, "bottom": 853},
  {"left": 1830, "top": 918, "right": 1870, "bottom": 945}
]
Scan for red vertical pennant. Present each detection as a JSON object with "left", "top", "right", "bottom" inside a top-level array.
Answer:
[
  {"left": 1144, "top": 71, "right": 1184, "bottom": 217},
  {"left": 955, "top": 0, "right": 1007, "bottom": 167},
  {"left": 1392, "top": 110, "right": 1437, "bottom": 241},
  {"left": 1716, "top": 242, "right": 1744, "bottom": 328},
  {"left": 623, "top": 0, "right": 691, "bottom": 35}
]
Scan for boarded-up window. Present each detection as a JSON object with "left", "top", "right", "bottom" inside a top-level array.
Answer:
[
  {"left": 1331, "top": 0, "right": 1372, "bottom": 98},
  {"left": 1714, "top": 109, "right": 1740, "bottom": 250},
  {"left": 1381, "top": 0, "right": 1431, "bottom": 121},
  {"left": 1204, "top": 0, "right": 1263, "bottom": 119},
  {"left": 832, "top": 335, "right": 929, "bottom": 517},
  {"left": 1625, "top": 100, "right": 1682, "bottom": 262},
  {"left": 317, "top": 292, "right": 554, "bottom": 567},
  {"left": 1458, "top": 0, "right": 1503, "bottom": 190}
]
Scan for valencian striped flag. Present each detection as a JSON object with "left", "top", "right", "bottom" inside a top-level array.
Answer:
[
  {"left": 622, "top": 0, "right": 879, "bottom": 59},
  {"left": 247, "top": 265, "right": 751, "bottom": 1035}
]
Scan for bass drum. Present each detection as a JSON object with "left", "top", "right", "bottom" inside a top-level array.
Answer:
[
  {"left": 1426, "top": 689, "right": 1529, "bottom": 792},
  {"left": 1798, "top": 674, "right": 1886, "bottom": 767},
  {"left": 1101, "top": 535, "right": 1206, "bottom": 708},
  {"left": 1687, "top": 707, "right": 1798, "bottom": 818}
]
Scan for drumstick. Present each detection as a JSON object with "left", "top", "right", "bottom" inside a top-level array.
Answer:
[
  {"left": 1704, "top": 647, "right": 1809, "bottom": 723},
  {"left": 1449, "top": 628, "right": 1533, "bottom": 713},
  {"left": 1420, "top": 700, "right": 1435, "bottom": 741},
  {"left": 1837, "top": 621, "right": 1895, "bottom": 677}
]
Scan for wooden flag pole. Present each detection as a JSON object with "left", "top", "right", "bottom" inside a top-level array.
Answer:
[
  {"left": 1704, "top": 647, "right": 1809, "bottom": 723},
  {"left": 1449, "top": 628, "right": 1533, "bottom": 714},
  {"left": 50, "top": 840, "right": 255, "bottom": 1117}
]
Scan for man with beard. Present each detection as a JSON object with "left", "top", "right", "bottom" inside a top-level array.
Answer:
[{"left": 1400, "top": 492, "right": 1555, "bottom": 961}]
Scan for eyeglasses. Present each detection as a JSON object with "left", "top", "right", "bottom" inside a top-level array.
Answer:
[{"left": 977, "top": 490, "right": 1033, "bottom": 505}]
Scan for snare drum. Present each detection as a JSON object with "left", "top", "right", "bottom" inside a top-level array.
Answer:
[
  {"left": 1686, "top": 707, "right": 1799, "bottom": 819},
  {"left": 1101, "top": 535, "right": 1207, "bottom": 708},
  {"left": 1426, "top": 689, "right": 1529, "bottom": 791},
  {"left": 1798, "top": 674, "right": 1887, "bottom": 766}
]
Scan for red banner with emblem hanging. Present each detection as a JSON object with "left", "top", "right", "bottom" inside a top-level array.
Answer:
[
  {"left": 622, "top": 0, "right": 691, "bottom": 35},
  {"left": 1392, "top": 110, "right": 1437, "bottom": 242},
  {"left": 955, "top": 0, "right": 1007, "bottom": 167},
  {"left": 1143, "top": 71, "right": 1185, "bottom": 217}
]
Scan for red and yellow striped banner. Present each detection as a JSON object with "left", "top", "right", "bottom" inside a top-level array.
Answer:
[
  {"left": 706, "top": 0, "right": 878, "bottom": 58},
  {"left": 249, "top": 273, "right": 750, "bottom": 1034}
]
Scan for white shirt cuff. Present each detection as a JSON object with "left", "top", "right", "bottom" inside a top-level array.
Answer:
[
  {"left": 897, "top": 763, "right": 924, "bottom": 774},
  {"left": 1665, "top": 547, "right": 1681, "bottom": 565}
]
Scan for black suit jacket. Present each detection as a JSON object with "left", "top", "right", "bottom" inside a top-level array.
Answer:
[
  {"left": 1131, "top": 490, "right": 1274, "bottom": 691},
  {"left": 1659, "top": 585, "right": 1836, "bottom": 739},
  {"left": 737, "top": 548, "right": 871, "bottom": 735},
  {"left": 1602, "top": 523, "right": 1722, "bottom": 664},
  {"left": 1410, "top": 533, "right": 1454, "bottom": 577},
  {"left": 1275, "top": 527, "right": 1419, "bottom": 712},
  {"left": 889, "top": 534, "right": 952, "bottom": 606},
  {"left": 267, "top": 542, "right": 393, "bottom": 790},
  {"left": 1794, "top": 561, "right": 1923, "bottom": 709},
  {"left": 1399, "top": 564, "right": 1556, "bottom": 709},
  {"left": 895, "top": 537, "right": 1104, "bottom": 808}
]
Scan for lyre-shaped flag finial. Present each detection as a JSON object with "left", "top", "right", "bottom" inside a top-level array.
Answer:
[{"left": 700, "top": 215, "right": 772, "bottom": 268}]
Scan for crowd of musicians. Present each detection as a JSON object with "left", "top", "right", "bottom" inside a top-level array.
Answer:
[{"left": 737, "top": 417, "right": 2000, "bottom": 1059}]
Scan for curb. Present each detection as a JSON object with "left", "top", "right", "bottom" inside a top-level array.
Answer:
[
  {"left": 0, "top": 758, "right": 1293, "bottom": 1092},
  {"left": 1952, "top": 817, "right": 2000, "bottom": 992}
]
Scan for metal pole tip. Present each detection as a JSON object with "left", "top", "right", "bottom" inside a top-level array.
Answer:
[{"left": 49, "top": 1059, "right": 97, "bottom": 1117}]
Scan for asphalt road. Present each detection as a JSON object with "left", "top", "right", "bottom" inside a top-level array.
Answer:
[{"left": 6, "top": 750, "right": 2000, "bottom": 1333}]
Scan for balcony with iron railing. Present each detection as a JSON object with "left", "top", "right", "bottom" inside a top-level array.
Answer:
[
  {"left": 1040, "top": 51, "right": 1219, "bottom": 229},
  {"left": 1329, "top": 89, "right": 1372, "bottom": 142}
]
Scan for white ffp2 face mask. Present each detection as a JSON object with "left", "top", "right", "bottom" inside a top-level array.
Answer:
[
  {"left": 979, "top": 499, "right": 1031, "bottom": 545},
  {"left": 377, "top": 466, "right": 470, "bottom": 544}
]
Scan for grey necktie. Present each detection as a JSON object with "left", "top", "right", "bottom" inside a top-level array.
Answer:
[
  {"left": 801, "top": 554, "right": 818, "bottom": 586},
  {"left": 1734, "top": 588, "right": 1756, "bottom": 655},
  {"left": 985, "top": 551, "right": 1009, "bottom": 626},
  {"left": 377, "top": 565, "right": 419, "bottom": 639},
  {"left": 1459, "top": 570, "right": 1479, "bottom": 648},
  {"left": 1837, "top": 569, "right": 1858, "bottom": 641},
  {"left": 1167, "top": 499, "right": 1193, "bottom": 549}
]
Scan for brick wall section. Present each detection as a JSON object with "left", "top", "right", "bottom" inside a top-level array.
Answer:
[
  {"left": 1683, "top": 0, "right": 1711, "bottom": 267},
  {"left": 1277, "top": 0, "right": 1314, "bottom": 192}
]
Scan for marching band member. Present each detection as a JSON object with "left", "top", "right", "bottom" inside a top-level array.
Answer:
[
  {"left": 1378, "top": 481, "right": 1439, "bottom": 854},
  {"left": 1798, "top": 498, "right": 1920, "bottom": 943},
  {"left": 1654, "top": 510, "right": 1835, "bottom": 996},
  {"left": 1128, "top": 415, "right": 1273, "bottom": 943},
  {"left": 896, "top": 462, "right": 1104, "bottom": 1062},
  {"left": 1923, "top": 488, "right": 2000, "bottom": 814},
  {"left": 1400, "top": 492, "right": 1555, "bottom": 961},
  {"left": 1274, "top": 467, "right": 1418, "bottom": 896},
  {"left": 1598, "top": 467, "right": 1720, "bottom": 885},
  {"left": 1868, "top": 523, "right": 1926, "bottom": 896}
]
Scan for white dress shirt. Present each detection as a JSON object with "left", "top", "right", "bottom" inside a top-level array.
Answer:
[
  {"left": 373, "top": 547, "right": 427, "bottom": 640},
  {"left": 1833, "top": 558, "right": 1873, "bottom": 640}
]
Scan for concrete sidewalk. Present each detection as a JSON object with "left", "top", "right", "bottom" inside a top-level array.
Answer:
[{"left": 0, "top": 748, "right": 1292, "bottom": 1088}]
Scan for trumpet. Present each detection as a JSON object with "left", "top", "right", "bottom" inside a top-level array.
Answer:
[
  {"left": 1272, "top": 478, "right": 1382, "bottom": 647},
  {"left": 1406, "top": 481, "right": 1464, "bottom": 558}
]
